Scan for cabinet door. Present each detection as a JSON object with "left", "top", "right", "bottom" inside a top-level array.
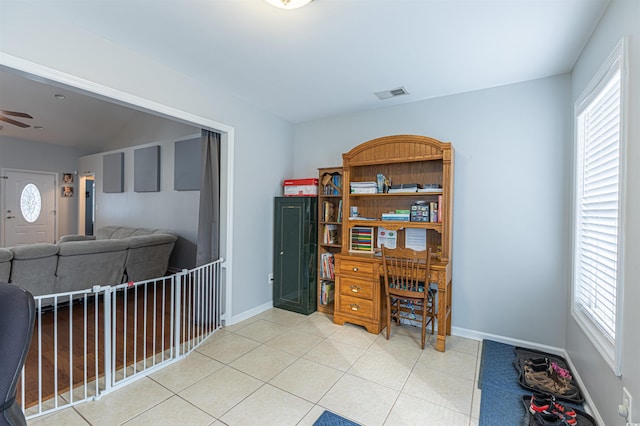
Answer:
[{"left": 273, "top": 197, "right": 317, "bottom": 315}]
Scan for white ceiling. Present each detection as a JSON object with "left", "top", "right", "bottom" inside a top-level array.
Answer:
[{"left": 0, "top": 0, "right": 609, "bottom": 150}]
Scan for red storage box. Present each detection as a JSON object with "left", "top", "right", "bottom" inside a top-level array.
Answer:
[{"left": 283, "top": 178, "right": 318, "bottom": 196}]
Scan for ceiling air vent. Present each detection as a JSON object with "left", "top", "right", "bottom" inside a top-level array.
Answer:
[{"left": 374, "top": 86, "right": 409, "bottom": 100}]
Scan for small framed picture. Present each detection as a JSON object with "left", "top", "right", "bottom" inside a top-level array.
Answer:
[
  {"left": 62, "top": 173, "right": 74, "bottom": 184},
  {"left": 62, "top": 186, "right": 74, "bottom": 197}
]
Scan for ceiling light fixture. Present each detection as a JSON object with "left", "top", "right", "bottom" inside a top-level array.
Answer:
[{"left": 264, "top": 0, "right": 313, "bottom": 9}]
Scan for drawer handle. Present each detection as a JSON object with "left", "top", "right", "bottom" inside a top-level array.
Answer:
[
  {"left": 352, "top": 267, "right": 359, "bottom": 272},
  {"left": 350, "top": 285, "right": 361, "bottom": 293},
  {"left": 349, "top": 303, "right": 359, "bottom": 311}
]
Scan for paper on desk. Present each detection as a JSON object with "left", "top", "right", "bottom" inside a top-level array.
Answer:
[{"left": 405, "top": 228, "right": 426, "bottom": 251}]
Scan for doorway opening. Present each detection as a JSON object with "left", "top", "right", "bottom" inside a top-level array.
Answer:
[
  {"left": 1, "top": 56, "right": 235, "bottom": 323},
  {"left": 78, "top": 174, "right": 95, "bottom": 236}
]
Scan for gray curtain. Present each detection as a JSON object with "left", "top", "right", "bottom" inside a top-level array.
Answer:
[{"left": 196, "top": 130, "right": 221, "bottom": 266}]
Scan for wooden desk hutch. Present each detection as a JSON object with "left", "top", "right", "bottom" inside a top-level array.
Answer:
[{"left": 331, "top": 135, "right": 454, "bottom": 352}]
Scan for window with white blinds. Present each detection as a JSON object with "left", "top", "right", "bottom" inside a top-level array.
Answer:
[{"left": 573, "top": 39, "right": 626, "bottom": 375}]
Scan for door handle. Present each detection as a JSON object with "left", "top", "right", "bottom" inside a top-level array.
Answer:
[{"left": 5, "top": 215, "right": 15, "bottom": 219}]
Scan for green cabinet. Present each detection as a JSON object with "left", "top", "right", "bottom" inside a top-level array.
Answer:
[{"left": 273, "top": 197, "right": 317, "bottom": 315}]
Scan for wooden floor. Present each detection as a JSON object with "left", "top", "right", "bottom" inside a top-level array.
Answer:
[{"left": 18, "top": 284, "right": 215, "bottom": 409}]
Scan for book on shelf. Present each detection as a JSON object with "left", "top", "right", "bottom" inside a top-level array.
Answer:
[
  {"left": 332, "top": 174, "right": 341, "bottom": 195},
  {"left": 321, "top": 172, "right": 342, "bottom": 195},
  {"left": 337, "top": 199, "right": 343, "bottom": 223},
  {"left": 320, "top": 281, "right": 335, "bottom": 305},
  {"left": 322, "top": 200, "right": 336, "bottom": 222},
  {"left": 437, "top": 194, "right": 443, "bottom": 222},
  {"left": 320, "top": 252, "right": 335, "bottom": 279},
  {"left": 429, "top": 201, "right": 438, "bottom": 222},
  {"left": 417, "top": 183, "right": 443, "bottom": 193},
  {"left": 323, "top": 224, "right": 339, "bottom": 244},
  {"left": 388, "top": 183, "right": 418, "bottom": 193}
]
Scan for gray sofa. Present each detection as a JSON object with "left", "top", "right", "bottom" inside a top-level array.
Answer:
[{"left": 3, "top": 226, "right": 177, "bottom": 297}]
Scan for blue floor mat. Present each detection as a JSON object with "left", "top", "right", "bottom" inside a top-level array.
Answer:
[
  {"left": 478, "top": 340, "right": 587, "bottom": 426},
  {"left": 313, "top": 410, "right": 360, "bottom": 426}
]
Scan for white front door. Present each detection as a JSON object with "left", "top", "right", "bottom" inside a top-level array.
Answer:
[{"left": 1, "top": 169, "right": 56, "bottom": 247}]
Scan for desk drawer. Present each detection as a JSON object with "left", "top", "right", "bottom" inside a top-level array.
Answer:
[
  {"left": 339, "top": 294, "right": 373, "bottom": 318},
  {"left": 338, "top": 259, "right": 374, "bottom": 277},
  {"left": 339, "top": 277, "right": 374, "bottom": 299}
]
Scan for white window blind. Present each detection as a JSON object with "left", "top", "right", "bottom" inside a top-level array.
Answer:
[{"left": 573, "top": 39, "right": 626, "bottom": 375}]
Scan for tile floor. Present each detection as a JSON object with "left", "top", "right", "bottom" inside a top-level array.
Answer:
[{"left": 27, "top": 308, "right": 482, "bottom": 426}]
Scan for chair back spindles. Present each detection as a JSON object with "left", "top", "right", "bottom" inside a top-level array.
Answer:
[{"left": 381, "top": 245, "right": 434, "bottom": 349}]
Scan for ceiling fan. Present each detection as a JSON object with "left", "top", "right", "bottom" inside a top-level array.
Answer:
[{"left": 0, "top": 109, "right": 33, "bottom": 128}]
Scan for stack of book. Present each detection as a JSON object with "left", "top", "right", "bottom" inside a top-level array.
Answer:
[
  {"left": 350, "top": 181, "right": 377, "bottom": 194},
  {"left": 381, "top": 210, "right": 410, "bottom": 221}
]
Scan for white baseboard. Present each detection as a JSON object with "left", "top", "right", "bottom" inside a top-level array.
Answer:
[{"left": 227, "top": 301, "right": 273, "bottom": 325}]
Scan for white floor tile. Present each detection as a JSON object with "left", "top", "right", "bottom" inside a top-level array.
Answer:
[
  {"left": 178, "top": 366, "right": 263, "bottom": 418},
  {"left": 219, "top": 384, "right": 313, "bottom": 426},
  {"left": 269, "top": 358, "right": 343, "bottom": 403},
  {"left": 319, "top": 374, "right": 399, "bottom": 426}
]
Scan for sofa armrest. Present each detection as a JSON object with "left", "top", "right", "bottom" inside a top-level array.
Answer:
[
  {"left": 58, "top": 235, "right": 97, "bottom": 243},
  {"left": 0, "top": 248, "right": 13, "bottom": 262}
]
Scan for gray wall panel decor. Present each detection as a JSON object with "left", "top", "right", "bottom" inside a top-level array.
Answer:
[
  {"left": 103, "top": 152, "right": 124, "bottom": 193},
  {"left": 134, "top": 145, "right": 160, "bottom": 192},
  {"left": 174, "top": 137, "right": 200, "bottom": 191}
]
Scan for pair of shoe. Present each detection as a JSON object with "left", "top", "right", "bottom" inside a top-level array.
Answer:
[
  {"left": 528, "top": 393, "right": 577, "bottom": 425},
  {"left": 522, "top": 359, "right": 579, "bottom": 400},
  {"left": 524, "top": 358, "right": 573, "bottom": 381}
]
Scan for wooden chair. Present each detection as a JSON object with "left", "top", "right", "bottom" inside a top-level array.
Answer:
[{"left": 381, "top": 245, "right": 435, "bottom": 349}]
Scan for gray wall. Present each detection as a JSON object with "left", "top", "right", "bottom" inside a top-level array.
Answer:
[
  {"left": 0, "top": 136, "right": 90, "bottom": 241},
  {"left": 567, "top": 1, "right": 640, "bottom": 425},
  {"left": 293, "top": 75, "right": 572, "bottom": 349}
]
